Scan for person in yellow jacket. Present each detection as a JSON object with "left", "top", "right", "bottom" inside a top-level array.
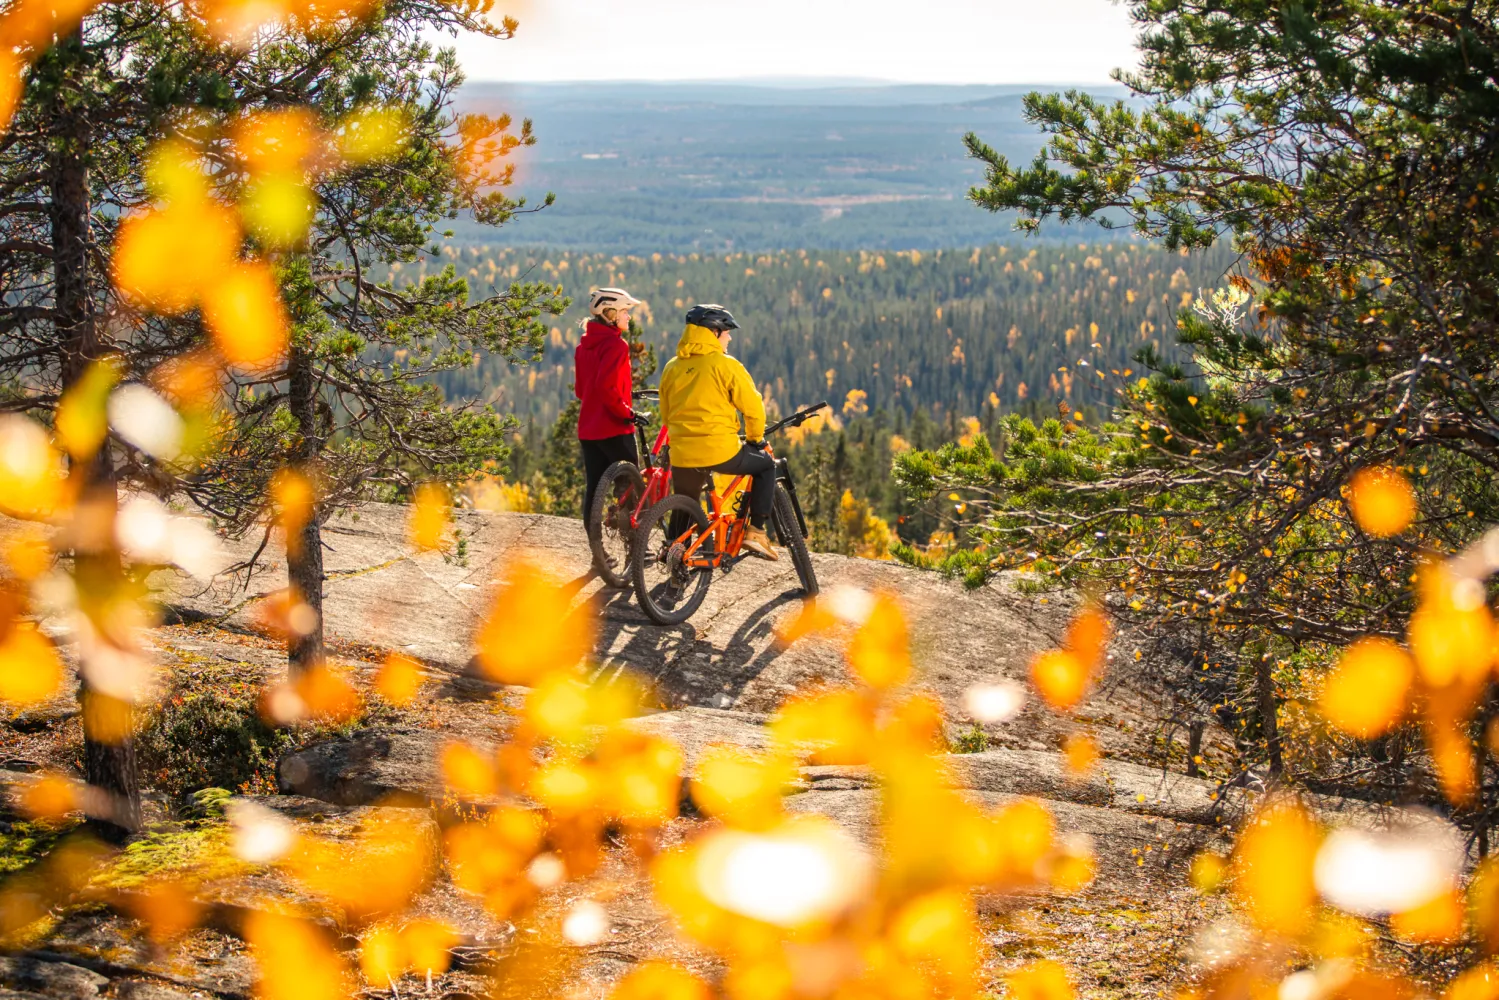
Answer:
[{"left": 658, "top": 304, "right": 778, "bottom": 560}]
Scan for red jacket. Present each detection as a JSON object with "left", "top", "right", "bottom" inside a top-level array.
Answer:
[{"left": 574, "top": 320, "right": 635, "bottom": 440}]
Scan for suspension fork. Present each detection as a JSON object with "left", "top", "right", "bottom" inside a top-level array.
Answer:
[{"left": 775, "top": 457, "right": 809, "bottom": 538}]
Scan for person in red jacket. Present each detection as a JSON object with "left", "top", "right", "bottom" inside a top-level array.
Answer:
[{"left": 575, "top": 287, "right": 644, "bottom": 530}]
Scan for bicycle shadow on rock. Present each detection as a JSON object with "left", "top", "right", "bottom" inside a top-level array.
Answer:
[
  {"left": 593, "top": 585, "right": 702, "bottom": 698},
  {"left": 702, "top": 590, "right": 808, "bottom": 701},
  {"left": 593, "top": 575, "right": 820, "bottom": 709}
]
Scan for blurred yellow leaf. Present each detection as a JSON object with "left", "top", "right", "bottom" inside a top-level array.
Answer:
[
  {"left": 113, "top": 201, "right": 239, "bottom": 315},
  {"left": 375, "top": 652, "right": 422, "bottom": 706},
  {"left": 283, "top": 810, "right": 437, "bottom": 922},
  {"left": 295, "top": 664, "right": 360, "bottom": 722},
  {"left": 993, "top": 798, "right": 1055, "bottom": 885},
  {"left": 17, "top": 772, "right": 78, "bottom": 823},
  {"left": 593, "top": 728, "right": 682, "bottom": 828},
  {"left": 609, "top": 961, "right": 711, "bottom": 1000},
  {"left": 1469, "top": 860, "right": 1499, "bottom": 953},
  {"left": 242, "top": 173, "right": 315, "bottom": 248},
  {"left": 360, "top": 924, "right": 405, "bottom": 983},
  {"left": 81, "top": 689, "right": 134, "bottom": 744},
  {"left": 444, "top": 808, "right": 543, "bottom": 908},
  {"left": 0, "top": 621, "right": 63, "bottom": 706},
  {"left": 1050, "top": 842, "right": 1096, "bottom": 894},
  {"left": 1349, "top": 465, "right": 1415, "bottom": 537},
  {"left": 475, "top": 560, "right": 594, "bottom": 685},
  {"left": 691, "top": 746, "right": 794, "bottom": 831},
  {"left": 0, "top": 416, "right": 65, "bottom": 519},
  {"left": 1029, "top": 649, "right": 1089, "bottom": 711},
  {"left": 768, "top": 688, "right": 876, "bottom": 765},
  {"left": 201, "top": 259, "right": 289, "bottom": 370},
  {"left": 122, "top": 879, "right": 203, "bottom": 944},
  {"left": 528, "top": 757, "right": 598, "bottom": 816},
  {"left": 0, "top": 54, "right": 17, "bottom": 132},
  {"left": 1062, "top": 733, "right": 1099, "bottom": 777},
  {"left": 54, "top": 357, "right": 120, "bottom": 459},
  {"left": 440, "top": 741, "right": 498, "bottom": 799},
  {"left": 151, "top": 349, "right": 222, "bottom": 412},
  {"left": 245, "top": 910, "right": 353, "bottom": 1000},
  {"left": 1445, "top": 962, "right": 1499, "bottom": 1000},
  {"left": 1319, "top": 637, "right": 1414, "bottom": 738},
  {"left": 1232, "top": 800, "right": 1320, "bottom": 937},
  {"left": 845, "top": 594, "right": 910, "bottom": 689},
  {"left": 1190, "top": 851, "right": 1227, "bottom": 893},
  {"left": 338, "top": 106, "right": 408, "bottom": 164},
  {"left": 1064, "top": 606, "right": 1110, "bottom": 669},
  {"left": 409, "top": 483, "right": 451, "bottom": 552},
  {"left": 270, "top": 468, "right": 314, "bottom": 554},
  {"left": 888, "top": 888, "right": 980, "bottom": 981},
  {"left": 3, "top": 527, "right": 51, "bottom": 581},
  {"left": 1408, "top": 573, "right": 1494, "bottom": 690},
  {"left": 1425, "top": 719, "right": 1478, "bottom": 806},
  {"left": 1006, "top": 959, "right": 1075, "bottom": 1000},
  {"left": 232, "top": 107, "right": 319, "bottom": 172},
  {"left": 403, "top": 918, "right": 459, "bottom": 976},
  {"left": 1391, "top": 887, "right": 1466, "bottom": 945},
  {"left": 776, "top": 597, "right": 837, "bottom": 644}
]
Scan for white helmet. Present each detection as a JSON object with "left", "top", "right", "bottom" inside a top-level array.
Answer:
[{"left": 589, "top": 287, "right": 641, "bottom": 320}]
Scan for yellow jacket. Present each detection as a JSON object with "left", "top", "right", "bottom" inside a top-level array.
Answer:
[{"left": 658, "top": 324, "right": 766, "bottom": 469}]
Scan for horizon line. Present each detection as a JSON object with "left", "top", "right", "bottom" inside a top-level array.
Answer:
[{"left": 463, "top": 76, "right": 1126, "bottom": 89}]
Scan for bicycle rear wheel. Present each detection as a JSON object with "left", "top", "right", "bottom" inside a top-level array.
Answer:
[
  {"left": 631, "top": 495, "right": 714, "bottom": 625},
  {"left": 589, "top": 461, "right": 645, "bottom": 588},
  {"left": 772, "top": 483, "right": 819, "bottom": 597}
]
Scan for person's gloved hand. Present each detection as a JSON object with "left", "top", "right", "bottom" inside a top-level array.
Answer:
[{"left": 746, "top": 439, "right": 767, "bottom": 450}]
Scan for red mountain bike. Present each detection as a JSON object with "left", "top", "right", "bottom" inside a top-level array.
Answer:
[
  {"left": 588, "top": 390, "right": 673, "bottom": 588},
  {"left": 628, "top": 402, "right": 826, "bottom": 626}
]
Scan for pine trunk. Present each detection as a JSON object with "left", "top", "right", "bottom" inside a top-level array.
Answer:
[
  {"left": 51, "top": 28, "right": 141, "bottom": 840},
  {"left": 1255, "top": 657, "right": 1284, "bottom": 777},
  {"left": 286, "top": 344, "right": 325, "bottom": 676}
]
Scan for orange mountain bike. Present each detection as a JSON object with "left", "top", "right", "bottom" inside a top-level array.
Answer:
[{"left": 629, "top": 402, "right": 826, "bottom": 626}]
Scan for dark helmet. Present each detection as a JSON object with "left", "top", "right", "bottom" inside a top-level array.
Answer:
[{"left": 685, "top": 303, "right": 739, "bottom": 333}]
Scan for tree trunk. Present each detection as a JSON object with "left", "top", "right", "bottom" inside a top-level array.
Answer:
[
  {"left": 286, "top": 343, "right": 324, "bottom": 676},
  {"left": 1186, "top": 720, "right": 1205, "bottom": 777},
  {"left": 50, "top": 27, "right": 140, "bottom": 841},
  {"left": 1255, "top": 656, "right": 1284, "bottom": 777}
]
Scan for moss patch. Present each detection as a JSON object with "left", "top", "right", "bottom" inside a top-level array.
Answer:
[
  {"left": 0, "top": 819, "right": 81, "bottom": 876},
  {"left": 93, "top": 823, "right": 251, "bottom": 890}
]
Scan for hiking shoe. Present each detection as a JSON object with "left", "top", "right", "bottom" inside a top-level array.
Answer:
[{"left": 741, "top": 526, "right": 779, "bottom": 562}]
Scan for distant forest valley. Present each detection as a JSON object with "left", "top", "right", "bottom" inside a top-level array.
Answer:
[{"left": 403, "top": 83, "right": 1236, "bottom": 559}]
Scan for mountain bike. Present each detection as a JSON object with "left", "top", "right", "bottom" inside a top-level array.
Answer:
[
  {"left": 629, "top": 402, "right": 826, "bottom": 626},
  {"left": 587, "top": 390, "right": 673, "bottom": 588}
]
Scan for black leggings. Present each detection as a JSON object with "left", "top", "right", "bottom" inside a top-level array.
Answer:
[
  {"left": 581, "top": 433, "right": 639, "bottom": 529},
  {"left": 672, "top": 445, "right": 776, "bottom": 529}
]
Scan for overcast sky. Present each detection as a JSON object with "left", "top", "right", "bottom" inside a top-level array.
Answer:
[{"left": 451, "top": 0, "right": 1140, "bottom": 85}]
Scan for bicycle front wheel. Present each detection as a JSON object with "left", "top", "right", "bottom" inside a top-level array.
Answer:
[
  {"left": 772, "top": 483, "right": 819, "bottom": 597},
  {"left": 589, "top": 461, "right": 645, "bottom": 588},
  {"left": 631, "top": 495, "right": 714, "bottom": 626}
]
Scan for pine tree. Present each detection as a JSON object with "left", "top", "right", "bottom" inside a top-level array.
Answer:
[
  {"left": 900, "top": 0, "right": 1499, "bottom": 781},
  {"left": 180, "top": 22, "right": 565, "bottom": 675}
]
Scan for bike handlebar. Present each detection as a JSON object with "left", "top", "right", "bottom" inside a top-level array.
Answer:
[
  {"left": 765, "top": 401, "right": 830, "bottom": 437},
  {"left": 632, "top": 389, "right": 659, "bottom": 399}
]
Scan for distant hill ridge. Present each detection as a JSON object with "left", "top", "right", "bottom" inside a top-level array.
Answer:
[{"left": 451, "top": 81, "right": 1136, "bottom": 252}]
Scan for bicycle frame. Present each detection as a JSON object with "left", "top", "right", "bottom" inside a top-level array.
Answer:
[
  {"left": 620, "top": 422, "right": 672, "bottom": 531},
  {"left": 652, "top": 400, "right": 826, "bottom": 572},
  {"left": 674, "top": 439, "right": 788, "bottom": 568}
]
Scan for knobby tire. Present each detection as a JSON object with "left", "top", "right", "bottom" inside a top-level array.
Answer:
[
  {"left": 772, "top": 483, "right": 819, "bottom": 597},
  {"left": 589, "top": 461, "right": 645, "bottom": 589},
  {"left": 631, "top": 494, "right": 713, "bottom": 626}
]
